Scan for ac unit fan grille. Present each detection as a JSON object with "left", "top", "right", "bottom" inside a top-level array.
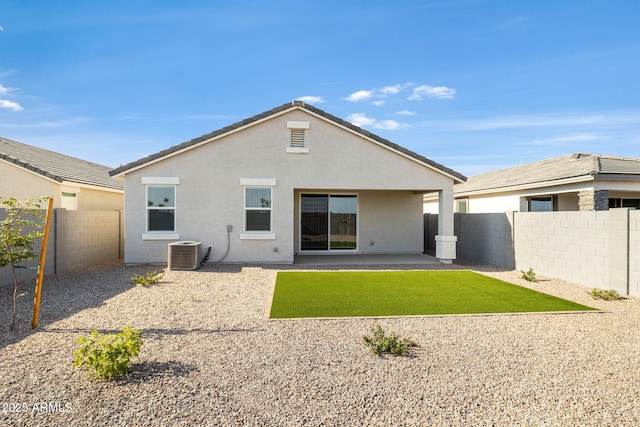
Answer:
[{"left": 168, "top": 242, "right": 201, "bottom": 270}]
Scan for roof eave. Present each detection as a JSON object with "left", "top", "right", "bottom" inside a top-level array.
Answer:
[
  {"left": 110, "top": 101, "right": 467, "bottom": 183},
  {"left": 455, "top": 175, "right": 595, "bottom": 197}
]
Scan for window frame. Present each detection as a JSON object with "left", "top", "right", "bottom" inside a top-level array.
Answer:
[
  {"left": 244, "top": 186, "right": 273, "bottom": 233},
  {"left": 146, "top": 185, "right": 177, "bottom": 233}
]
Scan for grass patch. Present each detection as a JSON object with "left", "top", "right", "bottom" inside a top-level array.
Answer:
[{"left": 269, "top": 271, "right": 596, "bottom": 318}]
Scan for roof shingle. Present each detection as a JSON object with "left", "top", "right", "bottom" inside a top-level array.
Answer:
[{"left": 0, "top": 137, "right": 124, "bottom": 191}]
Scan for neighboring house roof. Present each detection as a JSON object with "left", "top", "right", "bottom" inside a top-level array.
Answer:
[
  {"left": 109, "top": 101, "right": 467, "bottom": 183},
  {"left": 455, "top": 153, "right": 640, "bottom": 196},
  {"left": 0, "top": 137, "right": 124, "bottom": 191}
]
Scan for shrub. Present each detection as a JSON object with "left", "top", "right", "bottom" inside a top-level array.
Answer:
[
  {"left": 589, "top": 289, "right": 626, "bottom": 301},
  {"left": 520, "top": 268, "right": 537, "bottom": 282},
  {"left": 362, "top": 324, "right": 418, "bottom": 356},
  {"left": 131, "top": 271, "right": 164, "bottom": 286},
  {"left": 74, "top": 325, "right": 143, "bottom": 380}
]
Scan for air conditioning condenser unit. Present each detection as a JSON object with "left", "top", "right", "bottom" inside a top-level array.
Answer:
[{"left": 168, "top": 241, "right": 202, "bottom": 270}]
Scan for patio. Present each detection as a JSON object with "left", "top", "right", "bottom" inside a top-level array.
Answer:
[{"left": 294, "top": 253, "right": 440, "bottom": 266}]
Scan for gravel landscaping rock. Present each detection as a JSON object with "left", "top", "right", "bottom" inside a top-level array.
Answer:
[{"left": 1, "top": 260, "right": 639, "bottom": 426}]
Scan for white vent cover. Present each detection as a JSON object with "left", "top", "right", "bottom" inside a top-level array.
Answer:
[
  {"left": 168, "top": 241, "right": 201, "bottom": 270},
  {"left": 290, "top": 129, "right": 305, "bottom": 147}
]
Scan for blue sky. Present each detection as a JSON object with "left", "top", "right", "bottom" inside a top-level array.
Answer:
[{"left": 1, "top": 0, "right": 639, "bottom": 176}]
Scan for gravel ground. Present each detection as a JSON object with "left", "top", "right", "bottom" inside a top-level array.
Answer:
[{"left": 1, "top": 260, "right": 639, "bottom": 426}]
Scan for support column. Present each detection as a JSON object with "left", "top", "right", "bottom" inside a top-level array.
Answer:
[
  {"left": 436, "top": 186, "right": 457, "bottom": 264},
  {"left": 579, "top": 189, "right": 609, "bottom": 211}
]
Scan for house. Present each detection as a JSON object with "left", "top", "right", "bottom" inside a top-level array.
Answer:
[
  {"left": 0, "top": 137, "right": 124, "bottom": 210},
  {"left": 110, "top": 101, "right": 466, "bottom": 265},
  {"left": 424, "top": 153, "right": 640, "bottom": 214}
]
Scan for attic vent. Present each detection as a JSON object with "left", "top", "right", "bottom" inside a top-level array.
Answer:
[
  {"left": 290, "top": 129, "right": 305, "bottom": 147},
  {"left": 286, "top": 121, "right": 310, "bottom": 153}
]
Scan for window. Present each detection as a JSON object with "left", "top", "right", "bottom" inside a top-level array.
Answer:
[
  {"left": 455, "top": 199, "right": 468, "bottom": 213},
  {"left": 610, "top": 198, "right": 640, "bottom": 209},
  {"left": 528, "top": 196, "right": 555, "bottom": 212},
  {"left": 61, "top": 191, "right": 77, "bottom": 210},
  {"left": 147, "top": 186, "right": 176, "bottom": 232},
  {"left": 245, "top": 187, "right": 272, "bottom": 232}
]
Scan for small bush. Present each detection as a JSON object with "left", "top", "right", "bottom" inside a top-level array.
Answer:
[
  {"left": 362, "top": 324, "right": 418, "bottom": 356},
  {"left": 589, "top": 289, "right": 626, "bottom": 301},
  {"left": 74, "top": 325, "right": 143, "bottom": 380},
  {"left": 132, "top": 271, "right": 164, "bottom": 286},
  {"left": 520, "top": 268, "right": 537, "bottom": 282}
]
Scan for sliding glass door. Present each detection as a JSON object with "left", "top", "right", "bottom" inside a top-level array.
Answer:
[{"left": 301, "top": 194, "right": 357, "bottom": 251}]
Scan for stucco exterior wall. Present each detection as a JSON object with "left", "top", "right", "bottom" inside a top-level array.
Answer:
[
  {"left": 0, "top": 162, "right": 58, "bottom": 204},
  {"left": 75, "top": 187, "right": 124, "bottom": 210},
  {"left": 122, "top": 109, "right": 454, "bottom": 264}
]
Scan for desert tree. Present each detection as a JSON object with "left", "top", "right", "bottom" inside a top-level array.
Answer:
[{"left": 0, "top": 196, "right": 48, "bottom": 330}]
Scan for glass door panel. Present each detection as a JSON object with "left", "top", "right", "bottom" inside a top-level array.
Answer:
[
  {"left": 330, "top": 196, "right": 357, "bottom": 250},
  {"left": 301, "top": 195, "right": 328, "bottom": 250}
]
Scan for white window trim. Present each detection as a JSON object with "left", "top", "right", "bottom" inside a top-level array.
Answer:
[
  {"left": 141, "top": 233, "right": 180, "bottom": 241},
  {"left": 240, "top": 178, "right": 276, "bottom": 186},
  {"left": 240, "top": 233, "right": 276, "bottom": 240},
  {"left": 141, "top": 177, "right": 180, "bottom": 185}
]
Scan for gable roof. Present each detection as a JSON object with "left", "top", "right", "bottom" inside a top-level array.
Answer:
[
  {"left": 109, "top": 101, "right": 466, "bottom": 183},
  {"left": 456, "top": 153, "right": 640, "bottom": 195},
  {"left": 0, "top": 137, "right": 124, "bottom": 191}
]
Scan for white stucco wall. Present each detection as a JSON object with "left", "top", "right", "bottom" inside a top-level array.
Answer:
[{"left": 121, "top": 108, "right": 455, "bottom": 264}]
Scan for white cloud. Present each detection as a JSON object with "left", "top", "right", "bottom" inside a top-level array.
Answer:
[
  {"left": 380, "top": 85, "right": 401, "bottom": 95},
  {"left": 396, "top": 110, "right": 416, "bottom": 116},
  {"left": 373, "top": 120, "right": 402, "bottom": 130},
  {"left": 517, "top": 134, "right": 605, "bottom": 147},
  {"left": 408, "top": 85, "right": 456, "bottom": 100},
  {"left": 0, "top": 84, "right": 9, "bottom": 95},
  {"left": 372, "top": 100, "right": 386, "bottom": 106},
  {"left": 295, "top": 96, "right": 325, "bottom": 104},
  {"left": 344, "top": 90, "right": 373, "bottom": 102},
  {"left": 348, "top": 113, "right": 407, "bottom": 130},
  {"left": 0, "top": 99, "right": 23, "bottom": 111},
  {"left": 347, "top": 113, "right": 376, "bottom": 127}
]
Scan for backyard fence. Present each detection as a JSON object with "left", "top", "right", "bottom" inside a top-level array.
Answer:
[
  {"left": 425, "top": 208, "right": 639, "bottom": 297},
  {"left": 0, "top": 209, "right": 124, "bottom": 287}
]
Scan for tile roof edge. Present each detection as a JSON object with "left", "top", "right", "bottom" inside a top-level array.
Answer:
[{"left": 0, "top": 153, "right": 64, "bottom": 183}]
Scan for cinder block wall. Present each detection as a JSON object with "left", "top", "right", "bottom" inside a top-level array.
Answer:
[
  {"left": 0, "top": 209, "right": 123, "bottom": 287},
  {"left": 428, "top": 208, "right": 637, "bottom": 296},
  {"left": 55, "top": 210, "right": 122, "bottom": 273},
  {"left": 456, "top": 212, "right": 515, "bottom": 269},
  {"left": 513, "top": 211, "right": 610, "bottom": 290},
  {"left": 629, "top": 210, "right": 640, "bottom": 296}
]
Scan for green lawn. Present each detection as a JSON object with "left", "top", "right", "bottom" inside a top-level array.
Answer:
[{"left": 269, "top": 271, "right": 596, "bottom": 318}]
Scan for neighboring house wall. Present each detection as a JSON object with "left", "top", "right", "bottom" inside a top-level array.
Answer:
[
  {"left": 74, "top": 187, "right": 124, "bottom": 211},
  {"left": 0, "top": 162, "right": 58, "bottom": 203},
  {"left": 1, "top": 160, "right": 123, "bottom": 211},
  {"left": 0, "top": 208, "right": 123, "bottom": 287},
  {"left": 122, "top": 109, "right": 455, "bottom": 264}
]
